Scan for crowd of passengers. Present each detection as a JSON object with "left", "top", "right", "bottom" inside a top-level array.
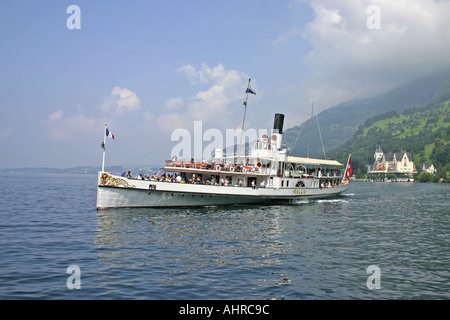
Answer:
[
  {"left": 122, "top": 171, "right": 240, "bottom": 186},
  {"left": 120, "top": 168, "right": 345, "bottom": 190},
  {"left": 319, "top": 181, "right": 341, "bottom": 188},
  {"left": 169, "top": 159, "right": 260, "bottom": 173},
  {"left": 170, "top": 159, "right": 343, "bottom": 178}
]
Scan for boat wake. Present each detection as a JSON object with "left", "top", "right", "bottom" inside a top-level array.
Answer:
[
  {"left": 290, "top": 197, "right": 350, "bottom": 205},
  {"left": 291, "top": 199, "right": 312, "bottom": 205},
  {"left": 316, "top": 199, "right": 349, "bottom": 203}
]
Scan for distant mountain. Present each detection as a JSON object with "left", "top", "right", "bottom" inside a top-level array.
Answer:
[
  {"left": 0, "top": 166, "right": 105, "bottom": 175},
  {"left": 330, "top": 91, "right": 450, "bottom": 180},
  {"left": 283, "top": 69, "right": 450, "bottom": 158},
  {"left": 0, "top": 165, "right": 163, "bottom": 176}
]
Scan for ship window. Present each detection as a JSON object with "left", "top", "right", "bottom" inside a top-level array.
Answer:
[
  {"left": 286, "top": 180, "right": 289, "bottom": 187},
  {"left": 281, "top": 180, "right": 284, "bottom": 187}
]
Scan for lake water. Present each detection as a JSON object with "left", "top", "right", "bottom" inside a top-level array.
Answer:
[{"left": 0, "top": 173, "right": 449, "bottom": 300}]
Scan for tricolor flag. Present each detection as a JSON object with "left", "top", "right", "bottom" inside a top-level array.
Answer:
[
  {"left": 106, "top": 128, "right": 115, "bottom": 139},
  {"left": 345, "top": 155, "right": 352, "bottom": 179}
]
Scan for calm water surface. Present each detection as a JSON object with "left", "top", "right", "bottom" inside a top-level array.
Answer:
[{"left": 0, "top": 173, "right": 449, "bottom": 299}]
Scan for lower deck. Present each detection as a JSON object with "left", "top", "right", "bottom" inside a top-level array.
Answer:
[
  {"left": 155, "top": 166, "right": 344, "bottom": 190},
  {"left": 97, "top": 172, "right": 350, "bottom": 209}
]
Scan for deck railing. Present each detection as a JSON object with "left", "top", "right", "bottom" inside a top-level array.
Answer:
[{"left": 164, "top": 160, "right": 264, "bottom": 174}]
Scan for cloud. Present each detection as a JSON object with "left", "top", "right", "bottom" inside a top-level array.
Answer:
[
  {"left": 156, "top": 112, "right": 186, "bottom": 132},
  {"left": 48, "top": 109, "right": 64, "bottom": 122},
  {"left": 157, "top": 63, "right": 250, "bottom": 132},
  {"left": 164, "top": 97, "right": 184, "bottom": 111},
  {"left": 44, "top": 109, "right": 99, "bottom": 140},
  {"left": 42, "top": 86, "right": 145, "bottom": 141},
  {"left": 272, "top": 28, "right": 303, "bottom": 46},
  {"left": 177, "top": 63, "right": 242, "bottom": 86},
  {"left": 177, "top": 64, "right": 199, "bottom": 84},
  {"left": 101, "top": 86, "right": 141, "bottom": 114},
  {"left": 280, "top": 0, "right": 450, "bottom": 108}
]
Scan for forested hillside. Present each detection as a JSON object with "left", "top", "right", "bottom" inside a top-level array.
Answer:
[
  {"left": 330, "top": 93, "right": 450, "bottom": 181},
  {"left": 284, "top": 70, "right": 450, "bottom": 159}
]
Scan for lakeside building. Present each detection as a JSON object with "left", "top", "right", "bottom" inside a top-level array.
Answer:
[
  {"left": 419, "top": 163, "right": 437, "bottom": 175},
  {"left": 367, "top": 145, "right": 416, "bottom": 182}
]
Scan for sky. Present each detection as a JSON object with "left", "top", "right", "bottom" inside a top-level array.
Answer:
[{"left": 1, "top": 0, "right": 450, "bottom": 169}]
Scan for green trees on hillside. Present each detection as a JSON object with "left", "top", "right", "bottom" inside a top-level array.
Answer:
[
  {"left": 330, "top": 94, "right": 450, "bottom": 182},
  {"left": 430, "top": 137, "right": 450, "bottom": 182}
]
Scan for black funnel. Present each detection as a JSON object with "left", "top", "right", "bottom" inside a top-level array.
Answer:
[{"left": 273, "top": 113, "right": 285, "bottom": 134}]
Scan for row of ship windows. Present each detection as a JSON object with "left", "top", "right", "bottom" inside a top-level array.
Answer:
[
  {"left": 280, "top": 180, "right": 322, "bottom": 188},
  {"left": 281, "top": 180, "right": 319, "bottom": 188}
]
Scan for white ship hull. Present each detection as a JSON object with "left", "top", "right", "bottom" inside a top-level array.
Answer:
[
  {"left": 97, "top": 112, "right": 353, "bottom": 209},
  {"left": 96, "top": 172, "right": 350, "bottom": 209}
]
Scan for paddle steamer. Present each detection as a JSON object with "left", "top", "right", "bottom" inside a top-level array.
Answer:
[{"left": 96, "top": 111, "right": 351, "bottom": 209}]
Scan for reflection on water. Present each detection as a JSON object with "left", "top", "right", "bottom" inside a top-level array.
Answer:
[
  {"left": 94, "top": 200, "right": 360, "bottom": 299},
  {"left": 93, "top": 183, "right": 450, "bottom": 299},
  {"left": 2, "top": 174, "right": 449, "bottom": 299},
  {"left": 95, "top": 205, "right": 296, "bottom": 299}
]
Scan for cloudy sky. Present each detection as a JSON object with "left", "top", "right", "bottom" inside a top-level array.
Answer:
[{"left": 1, "top": 0, "right": 450, "bottom": 168}]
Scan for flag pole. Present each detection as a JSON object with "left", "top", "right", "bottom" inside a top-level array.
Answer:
[
  {"left": 238, "top": 79, "right": 251, "bottom": 163},
  {"left": 101, "top": 124, "right": 107, "bottom": 172}
]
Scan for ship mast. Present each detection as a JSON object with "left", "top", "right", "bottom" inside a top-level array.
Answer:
[
  {"left": 306, "top": 101, "right": 327, "bottom": 159},
  {"left": 238, "top": 78, "right": 252, "bottom": 163},
  {"left": 307, "top": 101, "right": 314, "bottom": 158}
]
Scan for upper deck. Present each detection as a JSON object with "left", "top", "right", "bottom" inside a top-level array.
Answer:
[{"left": 163, "top": 159, "right": 269, "bottom": 175}]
